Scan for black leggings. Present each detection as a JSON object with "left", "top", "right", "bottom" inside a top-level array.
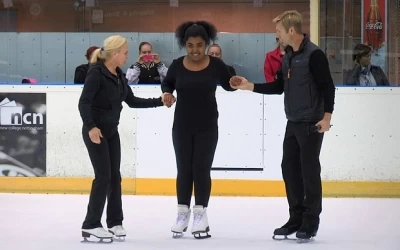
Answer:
[
  {"left": 81, "top": 126, "right": 123, "bottom": 230},
  {"left": 172, "top": 126, "right": 218, "bottom": 208}
]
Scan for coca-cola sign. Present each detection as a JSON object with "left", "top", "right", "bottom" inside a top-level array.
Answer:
[
  {"left": 364, "top": 0, "right": 385, "bottom": 51},
  {"left": 366, "top": 21, "right": 383, "bottom": 30},
  {"left": 362, "top": 0, "right": 387, "bottom": 71}
]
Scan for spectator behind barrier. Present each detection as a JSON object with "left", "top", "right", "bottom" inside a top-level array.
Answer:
[
  {"left": 344, "top": 44, "right": 389, "bottom": 86},
  {"left": 207, "top": 44, "right": 236, "bottom": 75},
  {"left": 264, "top": 37, "right": 287, "bottom": 83},
  {"left": 74, "top": 46, "right": 100, "bottom": 84},
  {"left": 22, "top": 78, "right": 37, "bottom": 84},
  {"left": 125, "top": 42, "right": 168, "bottom": 84}
]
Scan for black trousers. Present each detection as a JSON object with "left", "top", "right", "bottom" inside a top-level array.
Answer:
[
  {"left": 172, "top": 126, "right": 218, "bottom": 208},
  {"left": 281, "top": 121, "right": 324, "bottom": 224},
  {"left": 81, "top": 126, "right": 123, "bottom": 230}
]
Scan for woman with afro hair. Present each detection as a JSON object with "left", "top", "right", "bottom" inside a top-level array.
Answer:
[{"left": 161, "top": 20, "right": 236, "bottom": 239}]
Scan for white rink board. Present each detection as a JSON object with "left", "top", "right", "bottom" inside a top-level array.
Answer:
[
  {"left": 135, "top": 88, "right": 265, "bottom": 179},
  {"left": 317, "top": 88, "right": 400, "bottom": 181},
  {"left": 263, "top": 95, "right": 287, "bottom": 180},
  {"left": 0, "top": 85, "right": 399, "bottom": 181},
  {"left": 131, "top": 86, "right": 176, "bottom": 179}
]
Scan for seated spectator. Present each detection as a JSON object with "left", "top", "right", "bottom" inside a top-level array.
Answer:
[
  {"left": 264, "top": 37, "right": 286, "bottom": 83},
  {"left": 22, "top": 78, "right": 37, "bottom": 84},
  {"left": 126, "top": 42, "right": 168, "bottom": 84},
  {"left": 207, "top": 44, "right": 236, "bottom": 75},
  {"left": 74, "top": 46, "right": 99, "bottom": 84},
  {"left": 344, "top": 44, "right": 389, "bottom": 86}
]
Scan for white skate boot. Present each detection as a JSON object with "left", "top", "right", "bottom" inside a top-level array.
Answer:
[
  {"left": 191, "top": 205, "right": 211, "bottom": 239},
  {"left": 171, "top": 204, "right": 191, "bottom": 238},
  {"left": 81, "top": 227, "right": 113, "bottom": 243},
  {"left": 108, "top": 225, "right": 126, "bottom": 241}
]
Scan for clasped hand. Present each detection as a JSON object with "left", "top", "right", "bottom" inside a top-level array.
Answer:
[
  {"left": 229, "top": 76, "right": 251, "bottom": 90},
  {"left": 161, "top": 93, "right": 176, "bottom": 108}
]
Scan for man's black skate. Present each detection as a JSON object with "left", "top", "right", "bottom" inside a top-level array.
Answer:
[
  {"left": 295, "top": 221, "right": 319, "bottom": 244},
  {"left": 272, "top": 218, "right": 302, "bottom": 241}
]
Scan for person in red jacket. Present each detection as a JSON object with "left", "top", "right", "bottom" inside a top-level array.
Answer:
[{"left": 264, "top": 37, "right": 286, "bottom": 83}]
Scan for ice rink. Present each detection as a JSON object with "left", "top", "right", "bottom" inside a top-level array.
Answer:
[{"left": 1, "top": 193, "right": 399, "bottom": 250}]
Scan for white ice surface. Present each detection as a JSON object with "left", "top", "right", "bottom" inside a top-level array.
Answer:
[{"left": 0, "top": 194, "right": 399, "bottom": 250}]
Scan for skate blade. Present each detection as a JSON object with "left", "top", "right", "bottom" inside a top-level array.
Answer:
[
  {"left": 108, "top": 231, "right": 126, "bottom": 242},
  {"left": 172, "top": 232, "right": 184, "bottom": 238},
  {"left": 296, "top": 237, "right": 315, "bottom": 244},
  {"left": 81, "top": 236, "right": 113, "bottom": 244},
  {"left": 81, "top": 231, "right": 113, "bottom": 243},
  {"left": 193, "top": 232, "right": 211, "bottom": 239},
  {"left": 272, "top": 234, "right": 297, "bottom": 241},
  {"left": 192, "top": 227, "right": 211, "bottom": 240},
  {"left": 112, "top": 235, "right": 126, "bottom": 242},
  {"left": 172, "top": 227, "right": 187, "bottom": 239}
]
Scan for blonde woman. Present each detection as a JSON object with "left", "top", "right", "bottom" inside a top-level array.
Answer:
[{"left": 78, "top": 35, "right": 171, "bottom": 243}]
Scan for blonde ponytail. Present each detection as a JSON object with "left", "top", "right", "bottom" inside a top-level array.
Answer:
[
  {"left": 90, "top": 35, "right": 127, "bottom": 64},
  {"left": 89, "top": 48, "right": 105, "bottom": 64}
]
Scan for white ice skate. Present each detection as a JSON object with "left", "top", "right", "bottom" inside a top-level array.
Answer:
[
  {"left": 191, "top": 205, "right": 211, "bottom": 239},
  {"left": 171, "top": 204, "right": 191, "bottom": 238},
  {"left": 108, "top": 225, "right": 126, "bottom": 241},
  {"left": 81, "top": 227, "right": 113, "bottom": 243}
]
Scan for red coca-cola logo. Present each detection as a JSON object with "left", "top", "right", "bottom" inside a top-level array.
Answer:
[{"left": 366, "top": 21, "right": 383, "bottom": 30}]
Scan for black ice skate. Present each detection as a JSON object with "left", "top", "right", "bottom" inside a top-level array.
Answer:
[
  {"left": 81, "top": 227, "right": 113, "bottom": 243},
  {"left": 295, "top": 221, "right": 319, "bottom": 244},
  {"left": 272, "top": 218, "right": 302, "bottom": 241}
]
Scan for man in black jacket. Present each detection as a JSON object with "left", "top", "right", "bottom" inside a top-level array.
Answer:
[{"left": 229, "top": 10, "right": 335, "bottom": 242}]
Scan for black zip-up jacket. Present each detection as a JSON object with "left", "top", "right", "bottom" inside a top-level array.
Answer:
[{"left": 78, "top": 61, "right": 163, "bottom": 137}]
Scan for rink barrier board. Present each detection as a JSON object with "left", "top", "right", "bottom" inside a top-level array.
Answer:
[
  {"left": 1, "top": 86, "right": 400, "bottom": 196},
  {"left": 0, "top": 177, "right": 399, "bottom": 198}
]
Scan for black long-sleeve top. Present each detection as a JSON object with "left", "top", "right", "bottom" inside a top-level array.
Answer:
[
  {"left": 74, "top": 63, "right": 89, "bottom": 84},
  {"left": 78, "top": 62, "right": 163, "bottom": 137},
  {"left": 253, "top": 50, "right": 335, "bottom": 114},
  {"left": 161, "top": 56, "right": 236, "bottom": 130}
]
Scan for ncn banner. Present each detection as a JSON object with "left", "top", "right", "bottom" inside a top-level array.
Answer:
[
  {"left": 362, "top": 0, "right": 387, "bottom": 73},
  {"left": 0, "top": 93, "right": 46, "bottom": 177}
]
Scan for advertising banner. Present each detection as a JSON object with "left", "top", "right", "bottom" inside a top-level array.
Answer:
[
  {"left": 0, "top": 93, "right": 46, "bottom": 177},
  {"left": 362, "top": 0, "right": 387, "bottom": 73}
]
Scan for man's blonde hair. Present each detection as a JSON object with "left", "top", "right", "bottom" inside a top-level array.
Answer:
[{"left": 273, "top": 10, "right": 303, "bottom": 34}]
